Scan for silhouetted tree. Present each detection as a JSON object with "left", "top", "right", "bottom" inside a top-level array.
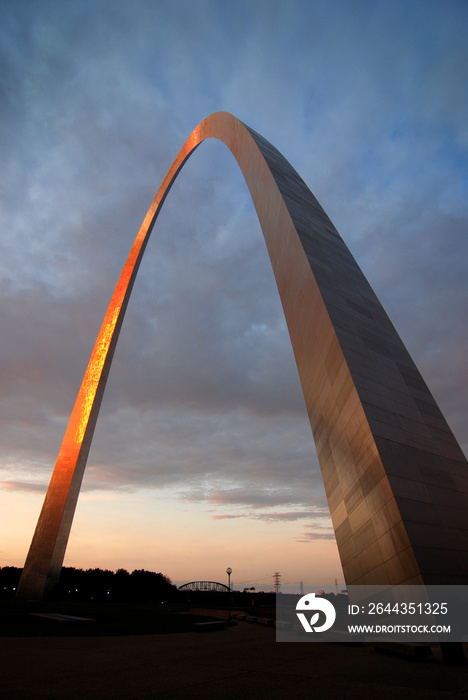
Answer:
[
  {"left": 0, "top": 566, "right": 21, "bottom": 597},
  {"left": 51, "top": 566, "right": 177, "bottom": 602}
]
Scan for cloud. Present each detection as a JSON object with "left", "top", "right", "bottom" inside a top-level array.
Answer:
[
  {"left": 212, "top": 509, "right": 324, "bottom": 522},
  {"left": 182, "top": 484, "right": 325, "bottom": 511},
  {"left": 205, "top": 488, "right": 305, "bottom": 508},
  {"left": 296, "top": 532, "right": 337, "bottom": 543},
  {"left": 253, "top": 510, "right": 321, "bottom": 522},
  {"left": 0, "top": 481, "right": 47, "bottom": 494}
]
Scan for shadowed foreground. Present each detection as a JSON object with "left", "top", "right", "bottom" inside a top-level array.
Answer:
[{"left": 2, "top": 622, "right": 468, "bottom": 699}]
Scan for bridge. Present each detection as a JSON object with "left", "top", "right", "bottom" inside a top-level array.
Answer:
[{"left": 178, "top": 581, "right": 230, "bottom": 593}]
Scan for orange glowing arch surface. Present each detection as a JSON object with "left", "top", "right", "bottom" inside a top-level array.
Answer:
[{"left": 18, "top": 112, "right": 468, "bottom": 599}]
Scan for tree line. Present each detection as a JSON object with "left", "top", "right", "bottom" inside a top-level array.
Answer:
[{"left": 0, "top": 566, "right": 177, "bottom": 602}]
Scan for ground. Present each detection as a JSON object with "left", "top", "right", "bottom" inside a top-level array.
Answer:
[{"left": 2, "top": 619, "right": 468, "bottom": 699}]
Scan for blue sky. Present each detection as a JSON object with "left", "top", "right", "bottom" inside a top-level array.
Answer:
[{"left": 0, "top": 0, "right": 467, "bottom": 591}]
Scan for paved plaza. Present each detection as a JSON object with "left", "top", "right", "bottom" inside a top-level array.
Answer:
[{"left": 2, "top": 622, "right": 468, "bottom": 699}]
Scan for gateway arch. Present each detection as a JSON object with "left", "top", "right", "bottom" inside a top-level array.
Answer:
[{"left": 17, "top": 112, "right": 468, "bottom": 599}]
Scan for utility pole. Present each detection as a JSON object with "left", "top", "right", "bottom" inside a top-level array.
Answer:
[{"left": 273, "top": 572, "right": 281, "bottom": 593}]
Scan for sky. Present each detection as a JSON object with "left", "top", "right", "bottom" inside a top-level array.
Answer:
[{"left": 0, "top": 0, "right": 467, "bottom": 594}]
